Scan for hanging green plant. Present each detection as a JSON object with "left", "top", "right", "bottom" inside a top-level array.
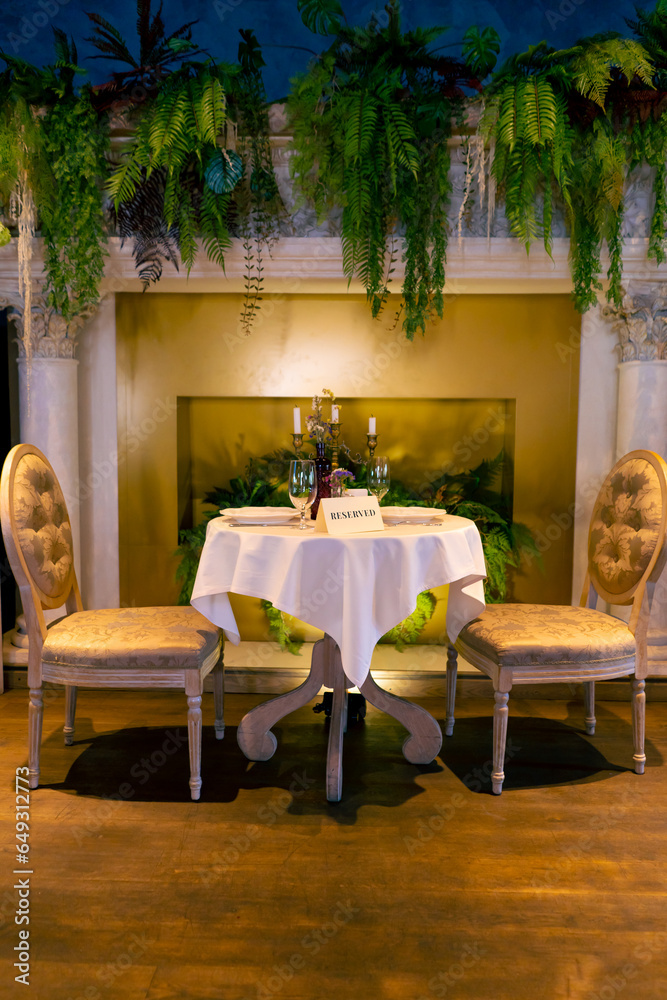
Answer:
[
  {"left": 103, "top": 13, "right": 282, "bottom": 331},
  {"left": 0, "top": 31, "right": 108, "bottom": 322},
  {"left": 288, "top": 0, "right": 498, "bottom": 339},
  {"left": 480, "top": 35, "right": 656, "bottom": 311}
]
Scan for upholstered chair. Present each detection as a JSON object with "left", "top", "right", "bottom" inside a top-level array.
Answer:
[
  {"left": 446, "top": 450, "right": 667, "bottom": 794},
  {"left": 1, "top": 444, "right": 224, "bottom": 801}
]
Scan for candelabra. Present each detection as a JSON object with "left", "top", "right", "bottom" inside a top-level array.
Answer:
[
  {"left": 330, "top": 422, "right": 342, "bottom": 469},
  {"left": 292, "top": 433, "right": 304, "bottom": 457},
  {"left": 366, "top": 433, "right": 378, "bottom": 460}
]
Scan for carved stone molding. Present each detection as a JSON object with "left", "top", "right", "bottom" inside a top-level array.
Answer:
[
  {"left": 5, "top": 295, "right": 94, "bottom": 360},
  {"left": 601, "top": 282, "right": 667, "bottom": 362}
]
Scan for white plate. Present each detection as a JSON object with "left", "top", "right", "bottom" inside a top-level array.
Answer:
[
  {"left": 220, "top": 507, "right": 299, "bottom": 525},
  {"left": 381, "top": 506, "right": 446, "bottom": 525}
]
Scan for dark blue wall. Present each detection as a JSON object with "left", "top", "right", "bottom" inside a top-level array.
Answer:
[{"left": 1, "top": 0, "right": 647, "bottom": 101}]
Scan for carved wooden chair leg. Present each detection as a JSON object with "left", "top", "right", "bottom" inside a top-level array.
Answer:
[
  {"left": 492, "top": 690, "right": 510, "bottom": 795},
  {"left": 64, "top": 685, "right": 77, "bottom": 746},
  {"left": 632, "top": 677, "right": 646, "bottom": 775},
  {"left": 445, "top": 645, "right": 458, "bottom": 737},
  {"left": 583, "top": 680, "right": 596, "bottom": 735},
  {"left": 213, "top": 658, "right": 225, "bottom": 740},
  {"left": 28, "top": 686, "right": 43, "bottom": 789},
  {"left": 186, "top": 672, "right": 204, "bottom": 800}
]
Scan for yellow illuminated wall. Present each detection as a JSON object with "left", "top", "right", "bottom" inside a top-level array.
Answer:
[{"left": 117, "top": 291, "right": 580, "bottom": 641}]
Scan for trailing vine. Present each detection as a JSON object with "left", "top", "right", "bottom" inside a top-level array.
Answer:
[{"left": 381, "top": 591, "right": 437, "bottom": 651}]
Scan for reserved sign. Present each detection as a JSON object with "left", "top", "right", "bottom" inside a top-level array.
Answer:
[{"left": 314, "top": 497, "right": 385, "bottom": 534}]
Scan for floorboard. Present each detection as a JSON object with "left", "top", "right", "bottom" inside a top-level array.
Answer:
[{"left": 1, "top": 687, "right": 667, "bottom": 1000}]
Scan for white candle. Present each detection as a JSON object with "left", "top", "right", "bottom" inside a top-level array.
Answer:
[
  {"left": 331, "top": 404, "right": 339, "bottom": 423},
  {"left": 368, "top": 416, "right": 376, "bottom": 435},
  {"left": 293, "top": 406, "right": 301, "bottom": 434}
]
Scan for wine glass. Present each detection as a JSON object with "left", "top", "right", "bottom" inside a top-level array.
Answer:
[
  {"left": 289, "top": 460, "right": 317, "bottom": 529},
  {"left": 368, "top": 456, "right": 390, "bottom": 502}
]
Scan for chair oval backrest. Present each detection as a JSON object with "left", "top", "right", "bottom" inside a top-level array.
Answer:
[
  {"left": 0, "top": 444, "right": 76, "bottom": 608},
  {"left": 588, "top": 449, "right": 667, "bottom": 604}
]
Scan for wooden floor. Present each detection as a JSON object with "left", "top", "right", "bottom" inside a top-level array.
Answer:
[{"left": 2, "top": 685, "right": 667, "bottom": 1000}]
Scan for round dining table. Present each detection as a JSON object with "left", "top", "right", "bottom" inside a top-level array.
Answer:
[{"left": 191, "top": 513, "right": 486, "bottom": 800}]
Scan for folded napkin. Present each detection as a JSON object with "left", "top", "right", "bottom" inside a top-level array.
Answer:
[
  {"left": 380, "top": 506, "right": 446, "bottom": 524},
  {"left": 220, "top": 507, "right": 299, "bottom": 524}
]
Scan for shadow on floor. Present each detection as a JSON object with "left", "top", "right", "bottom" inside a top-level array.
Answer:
[
  {"left": 39, "top": 715, "right": 442, "bottom": 822},
  {"left": 439, "top": 714, "right": 662, "bottom": 793}
]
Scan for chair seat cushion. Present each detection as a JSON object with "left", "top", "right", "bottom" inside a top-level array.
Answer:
[
  {"left": 458, "top": 604, "right": 636, "bottom": 667},
  {"left": 42, "top": 606, "right": 221, "bottom": 670}
]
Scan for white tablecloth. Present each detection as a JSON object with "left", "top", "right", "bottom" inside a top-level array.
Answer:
[{"left": 191, "top": 514, "right": 486, "bottom": 688}]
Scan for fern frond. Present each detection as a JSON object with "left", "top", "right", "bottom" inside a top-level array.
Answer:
[{"left": 521, "top": 76, "right": 558, "bottom": 145}]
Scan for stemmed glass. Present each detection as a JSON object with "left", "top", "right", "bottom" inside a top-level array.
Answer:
[
  {"left": 289, "top": 460, "right": 317, "bottom": 529},
  {"left": 368, "top": 456, "right": 390, "bottom": 502}
]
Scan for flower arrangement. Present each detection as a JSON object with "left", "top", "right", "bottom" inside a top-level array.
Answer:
[
  {"left": 324, "top": 469, "right": 355, "bottom": 487},
  {"left": 306, "top": 388, "right": 336, "bottom": 443}
]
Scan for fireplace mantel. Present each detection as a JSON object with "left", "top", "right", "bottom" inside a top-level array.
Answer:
[{"left": 1, "top": 236, "right": 667, "bottom": 299}]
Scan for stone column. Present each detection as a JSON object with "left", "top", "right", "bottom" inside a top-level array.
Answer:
[
  {"left": 602, "top": 283, "right": 667, "bottom": 666},
  {"left": 9, "top": 297, "right": 92, "bottom": 584}
]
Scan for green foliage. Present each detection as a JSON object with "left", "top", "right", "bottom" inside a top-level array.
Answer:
[
  {"left": 40, "top": 89, "right": 108, "bottom": 317},
  {"left": 288, "top": 1, "right": 468, "bottom": 338},
  {"left": 462, "top": 25, "right": 501, "bottom": 79},
  {"left": 297, "top": 0, "right": 344, "bottom": 36},
  {"left": 0, "top": 34, "right": 108, "bottom": 319},
  {"left": 261, "top": 601, "right": 304, "bottom": 655},
  {"left": 108, "top": 26, "right": 281, "bottom": 331},
  {"left": 85, "top": 0, "right": 199, "bottom": 109},
  {"left": 108, "top": 61, "right": 232, "bottom": 286},
  {"left": 381, "top": 591, "right": 437, "bottom": 651},
  {"left": 482, "top": 34, "right": 661, "bottom": 311},
  {"left": 175, "top": 522, "right": 207, "bottom": 605}
]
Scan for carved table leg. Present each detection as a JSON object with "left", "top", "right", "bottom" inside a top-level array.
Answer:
[
  {"left": 237, "top": 638, "right": 326, "bottom": 761},
  {"left": 213, "top": 658, "right": 225, "bottom": 740},
  {"left": 359, "top": 671, "right": 443, "bottom": 764},
  {"left": 326, "top": 666, "right": 348, "bottom": 803},
  {"left": 445, "top": 646, "right": 458, "bottom": 737}
]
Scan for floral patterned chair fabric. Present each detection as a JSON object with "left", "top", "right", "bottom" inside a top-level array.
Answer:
[
  {"left": 0, "top": 443, "right": 225, "bottom": 802},
  {"left": 445, "top": 449, "right": 667, "bottom": 796},
  {"left": 43, "top": 606, "right": 221, "bottom": 670},
  {"left": 12, "top": 452, "right": 73, "bottom": 600},
  {"left": 588, "top": 456, "right": 663, "bottom": 598},
  {"left": 460, "top": 604, "right": 636, "bottom": 668}
]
